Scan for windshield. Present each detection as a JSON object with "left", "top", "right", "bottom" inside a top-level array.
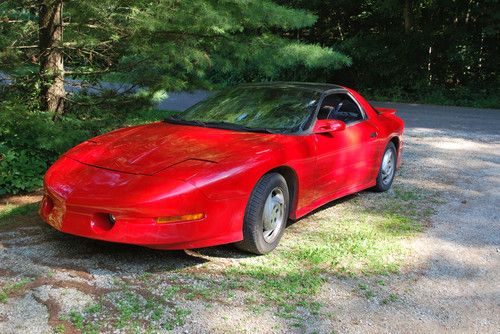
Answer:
[{"left": 166, "top": 86, "right": 320, "bottom": 133}]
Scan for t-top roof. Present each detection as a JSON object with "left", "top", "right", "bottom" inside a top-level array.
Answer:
[{"left": 238, "top": 82, "right": 344, "bottom": 93}]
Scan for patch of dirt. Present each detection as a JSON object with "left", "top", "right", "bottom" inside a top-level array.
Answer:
[
  {"left": 0, "top": 269, "right": 16, "bottom": 279},
  {"left": 1, "top": 106, "right": 499, "bottom": 333},
  {"left": 32, "top": 294, "right": 78, "bottom": 334}
]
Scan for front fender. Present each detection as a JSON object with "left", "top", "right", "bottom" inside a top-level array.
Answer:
[{"left": 186, "top": 152, "right": 283, "bottom": 200}]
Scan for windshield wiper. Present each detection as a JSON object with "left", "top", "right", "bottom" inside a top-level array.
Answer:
[
  {"left": 165, "top": 117, "right": 281, "bottom": 134},
  {"left": 165, "top": 116, "right": 207, "bottom": 127},
  {"left": 203, "top": 121, "right": 280, "bottom": 134}
]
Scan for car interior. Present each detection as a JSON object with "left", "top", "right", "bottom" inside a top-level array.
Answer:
[{"left": 317, "top": 93, "right": 365, "bottom": 124}]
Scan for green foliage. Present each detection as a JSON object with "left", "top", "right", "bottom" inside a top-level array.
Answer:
[
  {"left": 1, "top": 0, "right": 498, "bottom": 106},
  {"left": 208, "top": 35, "right": 351, "bottom": 83},
  {"left": 0, "top": 148, "right": 45, "bottom": 195},
  {"left": 362, "top": 86, "right": 500, "bottom": 109},
  {"left": 276, "top": 0, "right": 499, "bottom": 105},
  {"left": 1, "top": 0, "right": 347, "bottom": 93},
  {"left": 0, "top": 91, "right": 177, "bottom": 194}
]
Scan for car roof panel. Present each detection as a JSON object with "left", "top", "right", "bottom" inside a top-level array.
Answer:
[{"left": 238, "top": 82, "right": 344, "bottom": 93}]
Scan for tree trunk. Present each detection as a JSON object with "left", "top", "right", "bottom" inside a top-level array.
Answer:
[
  {"left": 403, "top": 0, "right": 413, "bottom": 33},
  {"left": 39, "top": 0, "right": 65, "bottom": 116}
]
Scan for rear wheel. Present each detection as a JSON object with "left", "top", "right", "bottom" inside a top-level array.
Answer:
[
  {"left": 374, "top": 142, "right": 397, "bottom": 192},
  {"left": 235, "top": 173, "right": 289, "bottom": 255}
]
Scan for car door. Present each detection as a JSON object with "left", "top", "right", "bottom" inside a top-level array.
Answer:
[{"left": 312, "top": 93, "right": 380, "bottom": 201}]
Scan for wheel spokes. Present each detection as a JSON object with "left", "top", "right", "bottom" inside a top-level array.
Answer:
[
  {"left": 262, "top": 187, "right": 285, "bottom": 243},
  {"left": 381, "top": 149, "right": 395, "bottom": 184}
]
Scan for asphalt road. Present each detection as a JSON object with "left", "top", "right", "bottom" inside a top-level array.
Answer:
[{"left": 375, "top": 101, "right": 500, "bottom": 135}]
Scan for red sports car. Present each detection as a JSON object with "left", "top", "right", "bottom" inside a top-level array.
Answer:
[{"left": 40, "top": 82, "right": 404, "bottom": 254}]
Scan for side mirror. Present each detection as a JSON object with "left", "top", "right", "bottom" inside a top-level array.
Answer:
[{"left": 313, "top": 119, "right": 346, "bottom": 134}]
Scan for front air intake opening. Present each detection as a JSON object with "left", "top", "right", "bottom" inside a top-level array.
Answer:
[{"left": 91, "top": 213, "right": 116, "bottom": 233}]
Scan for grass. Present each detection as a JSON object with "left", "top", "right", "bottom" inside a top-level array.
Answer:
[
  {"left": 1, "top": 171, "right": 437, "bottom": 331},
  {"left": 164, "top": 307, "right": 191, "bottom": 330},
  {"left": 211, "top": 180, "right": 436, "bottom": 319},
  {"left": 394, "top": 189, "right": 420, "bottom": 201},
  {"left": 382, "top": 292, "right": 399, "bottom": 304},
  {"left": 225, "top": 191, "right": 428, "bottom": 280},
  {"left": 0, "top": 202, "right": 39, "bottom": 224},
  {"left": 63, "top": 302, "right": 103, "bottom": 334},
  {"left": 113, "top": 288, "right": 146, "bottom": 328},
  {"left": 60, "top": 281, "right": 194, "bottom": 333},
  {"left": 0, "top": 277, "right": 33, "bottom": 303},
  {"left": 53, "top": 324, "right": 65, "bottom": 333},
  {"left": 356, "top": 283, "right": 376, "bottom": 299},
  {"left": 163, "top": 285, "right": 181, "bottom": 300},
  {"left": 68, "top": 310, "right": 85, "bottom": 329},
  {"left": 184, "top": 285, "right": 214, "bottom": 300}
]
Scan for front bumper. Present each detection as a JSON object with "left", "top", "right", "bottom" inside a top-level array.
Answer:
[{"left": 40, "top": 157, "right": 246, "bottom": 249}]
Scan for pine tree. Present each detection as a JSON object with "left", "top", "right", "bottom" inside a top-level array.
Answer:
[{"left": 0, "top": 0, "right": 351, "bottom": 114}]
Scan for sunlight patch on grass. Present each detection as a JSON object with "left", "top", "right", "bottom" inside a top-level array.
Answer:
[
  {"left": 285, "top": 212, "right": 417, "bottom": 275},
  {"left": 0, "top": 202, "right": 39, "bottom": 225},
  {"left": 229, "top": 195, "right": 426, "bottom": 280},
  {"left": 219, "top": 181, "right": 437, "bottom": 318},
  {"left": 219, "top": 208, "right": 417, "bottom": 316}
]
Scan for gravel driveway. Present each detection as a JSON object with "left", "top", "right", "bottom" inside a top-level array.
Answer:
[
  {"left": 0, "top": 103, "right": 499, "bottom": 333},
  {"left": 315, "top": 103, "right": 500, "bottom": 333}
]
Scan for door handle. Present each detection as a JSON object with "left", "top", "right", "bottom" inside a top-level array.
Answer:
[{"left": 370, "top": 132, "right": 378, "bottom": 138}]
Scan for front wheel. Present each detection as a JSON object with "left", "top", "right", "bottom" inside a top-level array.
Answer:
[
  {"left": 235, "top": 173, "right": 289, "bottom": 255},
  {"left": 374, "top": 142, "right": 397, "bottom": 192}
]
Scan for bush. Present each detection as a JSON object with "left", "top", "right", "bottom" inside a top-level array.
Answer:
[
  {"left": 0, "top": 90, "right": 176, "bottom": 195},
  {"left": 360, "top": 85, "right": 500, "bottom": 109},
  {"left": 0, "top": 148, "right": 46, "bottom": 194}
]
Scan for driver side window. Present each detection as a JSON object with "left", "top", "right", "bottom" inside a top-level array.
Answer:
[{"left": 317, "top": 93, "right": 365, "bottom": 124}]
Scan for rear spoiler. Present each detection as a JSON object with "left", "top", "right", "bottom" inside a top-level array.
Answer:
[{"left": 374, "top": 107, "right": 397, "bottom": 115}]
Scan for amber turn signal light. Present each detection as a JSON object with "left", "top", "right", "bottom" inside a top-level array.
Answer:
[{"left": 156, "top": 213, "right": 205, "bottom": 224}]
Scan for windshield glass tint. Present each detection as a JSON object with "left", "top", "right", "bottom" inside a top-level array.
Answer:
[{"left": 178, "top": 86, "right": 320, "bottom": 133}]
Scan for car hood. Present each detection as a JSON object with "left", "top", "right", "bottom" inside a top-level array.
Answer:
[{"left": 64, "top": 122, "right": 281, "bottom": 175}]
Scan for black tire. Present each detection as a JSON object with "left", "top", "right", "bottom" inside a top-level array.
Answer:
[
  {"left": 235, "top": 173, "right": 289, "bottom": 255},
  {"left": 374, "top": 142, "right": 397, "bottom": 192}
]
